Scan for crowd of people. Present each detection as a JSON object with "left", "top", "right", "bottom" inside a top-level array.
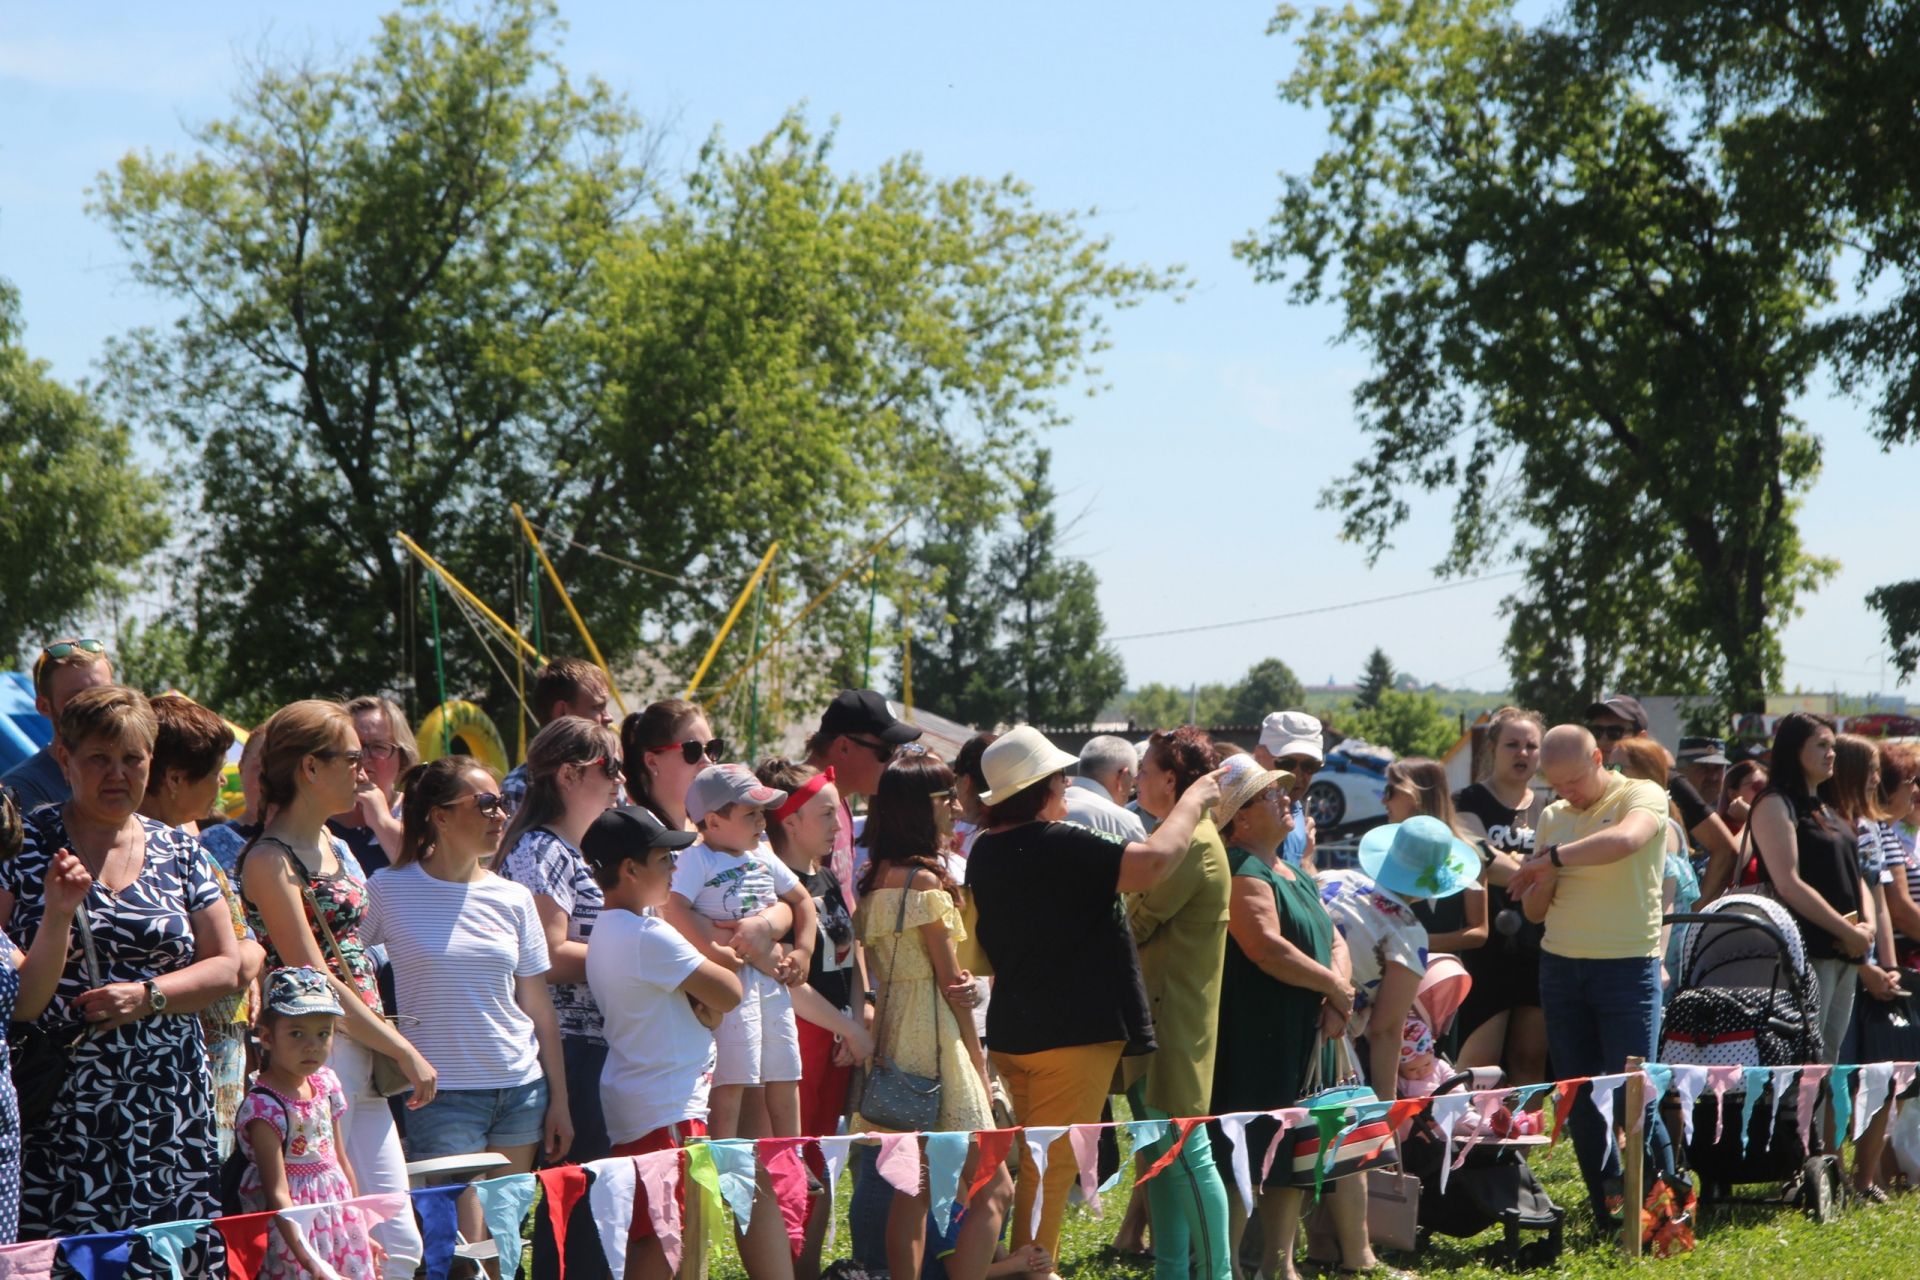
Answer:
[{"left": 1, "top": 635, "right": 1917, "bottom": 1280}]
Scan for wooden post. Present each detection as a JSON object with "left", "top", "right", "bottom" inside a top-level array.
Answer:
[
  {"left": 1621, "top": 1055, "right": 1645, "bottom": 1258},
  {"left": 681, "top": 1170, "right": 711, "bottom": 1280}
]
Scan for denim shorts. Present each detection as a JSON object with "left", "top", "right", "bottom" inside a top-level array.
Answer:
[{"left": 404, "top": 1079, "right": 549, "bottom": 1158}]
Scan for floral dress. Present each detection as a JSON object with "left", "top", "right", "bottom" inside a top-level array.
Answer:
[
  {"left": 851, "top": 885, "right": 991, "bottom": 1135},
  {"left": 242, "top": 834, "right": 382, "bottom": 1011},
  {"left": 3, "top": 808, "right": 221, "bottom": 1252},
  {"left": 237, "top": 1067, "right": 376, "bottom": 1279},
  {"left": 1317, "top": 868, "right": 1431, "bottom": 1031}
]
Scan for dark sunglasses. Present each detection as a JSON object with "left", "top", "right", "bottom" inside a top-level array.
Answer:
[
  {"left": 440, "top": 791, "right": 511, "bottom": 818},
  {"left": 846, "top": 735, "right": 895, "bottom": 763},
  {"left": 578, "top": 755, "right": 626, "bottom": 781},
  {"left": 314, "top": 748, "right": 365, "bottom": 768},
  {"left": 647, "top": 739, "right": 726, "bottom": 766},
  {"left": 1276, "top": 756, "right": 1322, "bottom": 775},
  {"left": 1586, "top": 723, "right": 1634, "bottom": 743}
]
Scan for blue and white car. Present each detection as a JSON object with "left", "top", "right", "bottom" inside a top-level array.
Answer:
[{"left": 1303, "top": 738, "right": 1395, "bottom": 830}]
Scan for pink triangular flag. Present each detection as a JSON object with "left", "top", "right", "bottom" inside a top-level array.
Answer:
[
  {"left": 876, "top": 1132, "right": 924, "bottom": 1196},
  {"left": 1707, "top": 1065, "right": 1743, "bottom": 1144},
  {"left": 0, "top": 1240, "right": 61, "bottom": 1280},
  {"left": 1021, "top": 1126, "right": 1069, "bottom": 1239},
  {"left": 1792, "top": 1066, "right": 1826, "bottom": 1155},
  {"left": 1259, "top": 1109, "right": 1307, "bottom": 1184},
  {"left": 1453, "top": 1090, "right": 1506, "bottom": 1167},
  {"left": 1068, "top": 1124, "right": 1105, "bottom": 1216},
  {"left": 635, "top": 1148, "right": 687, "bottom": 1273},
  {"left": 1894, "top": 1061, "right": 1917, "bottom": 1099}
]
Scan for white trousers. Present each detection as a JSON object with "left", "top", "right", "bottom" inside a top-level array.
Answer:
[{"left": 331, "top": 1035, "right": 424, "bottom": 1278}]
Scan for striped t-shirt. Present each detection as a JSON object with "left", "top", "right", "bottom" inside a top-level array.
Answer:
[{"left": 363, "top": 864, "right": 550, "bottom": 1091}]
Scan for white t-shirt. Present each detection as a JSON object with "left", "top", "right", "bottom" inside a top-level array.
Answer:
[
  {"left": 363, "top": 864, "right": 550, "bottom": 1091},
  {"left": 587, "top": 907, "right": 715, "bottom": 1143},
  {"left": 670, "top": 841, "right": 800, "bottom": 923}
]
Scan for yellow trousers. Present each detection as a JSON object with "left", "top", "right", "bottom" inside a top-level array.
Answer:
[{"left": 990, "top": 1040, "right": 1125, "bottom": 1256}]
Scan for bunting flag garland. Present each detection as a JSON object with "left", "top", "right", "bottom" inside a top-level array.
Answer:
[
  {"left": 683, "top": 1143, "right": 728, "bottom": 1255},
  {"left": 0, "top": 1240, "right": 59, "bottom": 1280},
  {"left": 1706, "top": 1065, "right": 1741, "bottom": 1143},
  {"left": 1020, "top": 1126, "right": 1069, "bottom": 1239},
  {"left": 708, "top": 1141, "right": 760, "bottom": 1226},
  {"left": 131, "top": 1222, "right": 207, "bottom": 1280},
  {"left": 1428, "top": 1095, "right": 1470, "bottom": 1193},
  {"left": 967, "top": 1130, "right": 1019, "bottom": 1206},
  {"left": 1895, "top": 1061, "right": 1917, "bottom": 1099},
  {"left": 1640, "top": 1064, "right": 1675, "bottom": 1133},
  {"left": 55, "top": 1233, "right": 132, "bottom": 1280},
  {"left": 925, "top": 1131, "right": 970, "bottom": 1231},
  {"left": 757, "top": 1138, "right": 813, "bottom": 1258},
  {"left": 586, "top": 1157, "right": 640, "bottom": 1280},
  {"left": 1136, "top": 1118, "right": 1201, "bottom": 1189},
  {"left": 275, "top": 1207, "right": 338, "bottom": 1280},
  {"left": 473, "top": 1174, "right": 539, "bottom": 1280},
  {"left": 1855, "top": 1063, "right": 1894, "bottom": 1140},
  {"left": 1586, "top": 1073, "right": 1628, "bottom": 1163},
  {"left": 537, "top": 1164, "right": 591, "bottom": 1275},
  {"left": 812, "top": 1135, "right": 857, "bottom": 1247},
  {"left": 875, "top": 1133, "right": 924, "bottom": 1196},
  {"left": 1764, "top": 1067, "right": 1795, "bottom": 1152},
  {"left": 410, "top": 1183, "right": 466, "bottom": 1280},
  {"left": 1215, "top": 1113, "right": 1258, "bottom": 1216},
  {"left": 1549, "top": 1078, "right": 1584, "bottom": 1146},
  {"left": 1123, "top": 1118, "right": 1169, "bottom": 1153},
  {"left": 1738, "top": 1070, "right": 1768, "bottom": 1155},
  {"left": 635, "top": 1150, "right": 689, "bottom": 1274},
  {"left": 213, "top": 1210, "right": 277, "bottom": 1280},
  {"left": 1829, "top": 1066, "right": 1856, "bottom": 1147}
]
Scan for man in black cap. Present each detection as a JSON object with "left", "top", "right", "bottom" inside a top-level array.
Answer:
[
  {"left": 1676, "top": 736, "right": 1732, "bottom": 814},
  {"left": 806, "top": 689, "right": 922, "bottom": 896},
  {"left": 1586, "top": 695, "right": 1739, "bottom": 900}
]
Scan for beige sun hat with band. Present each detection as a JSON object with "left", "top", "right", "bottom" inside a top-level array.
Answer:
[
  {"left": 977, "top": 725, "right": 1081, "bottom": 806},
  {"left": 1213, "top": 752, "right": 1294, "bottom": 828}
]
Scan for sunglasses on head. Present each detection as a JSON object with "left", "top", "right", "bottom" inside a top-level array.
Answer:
[
  {"left": 1586, "top": 723, "right": 1634, "bottom": 743},
  {"left": 648, "top": 739, "right": 727, "bottom": 766},
  {"left": 33, "top": 637, "right": 106, "bottom": 682},
  {"left": 440, "top": 791, "right": 511, "bottom": 818}
]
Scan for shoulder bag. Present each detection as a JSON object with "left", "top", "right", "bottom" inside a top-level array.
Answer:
[
  {"left": 259, "top": 835, "right": 414, "bottom": 1098},
  {"left": 857, "top": 885, "right": 943, "bottom": 1133},
  {"left": 10, "top": 901, "right": 101, "bottom": 1130},
  {"left": 1283, "top": 1035, "right": 1395, "bottom": 1191}
]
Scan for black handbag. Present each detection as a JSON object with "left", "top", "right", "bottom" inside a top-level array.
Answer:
[
  {"left": 858, "top": 886, "right": 942, "bottom": 1133},
  {"left": 1858, "top": 990, "right": 1920, "bottom": 1066},
  {"left": 9, "top": 905, "right": 100, "bottom": 1130}
]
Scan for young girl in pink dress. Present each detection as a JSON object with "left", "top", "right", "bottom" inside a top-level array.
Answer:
[{"left": 237, "top": 966, "right": 378, "bottom": 1279}]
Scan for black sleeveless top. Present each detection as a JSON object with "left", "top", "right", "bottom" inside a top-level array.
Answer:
[
  {"left": 1752, "top": 788, "right": 1861, "bottom": 961},
  {"left": 1451, "top": 782, "right": 1543, "bottom": 957}
]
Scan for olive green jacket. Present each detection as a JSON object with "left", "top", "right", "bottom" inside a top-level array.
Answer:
[{"left": 1126, "top": 816, "right": 1231, "bottom": 1114}]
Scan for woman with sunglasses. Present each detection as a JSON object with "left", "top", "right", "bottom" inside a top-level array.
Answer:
[
  {"left": 370, "top": 755, "right": 571, "bottom": 1255},
  {"left": 622, "top": 699, "right": 724, "bottom": 833},
  {"left": 498, "top": 716, "right": 623, "bottom": 1279},
  {"left": 242, "top": 699, "right": 432, "bottom": 1280}
]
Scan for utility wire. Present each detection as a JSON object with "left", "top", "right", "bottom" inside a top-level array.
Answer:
[{"left": 1109, "top": 569, "right": 1526, "bottom": 642}]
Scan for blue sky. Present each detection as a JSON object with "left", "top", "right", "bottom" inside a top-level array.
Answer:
[{"left": 2, "top": 1, "right": 1913, "bottom": 702}]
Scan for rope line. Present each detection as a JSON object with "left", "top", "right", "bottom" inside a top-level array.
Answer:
[{"left": 1109, "top": 569, "right": 1526, "bottom": 641}]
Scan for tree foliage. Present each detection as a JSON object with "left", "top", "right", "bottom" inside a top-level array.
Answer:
[
  {"left": 1336, "top": 688, "right": 1460, "bottom": 760},
  {"left": 1225, "top": 657, "right": 1305, "bottom": 725},
  {"left": 0, "top": 278, "right": 167, "bottom": 663},
  {"left": 1356, "top": 647, "right": 1394, "bottom": 710},
  {"left": 1570, "top": 0, "right": 1920, "bottom": 675},
  {"left": 1123, "top": 656, "right": 1305, "bottom": 730},
  {"left": 1243, "top": 0, "right": 1840, "bottom": 716},
  {"left": 903, "top": 450, "right": 1125, "bottom": 728},
  {"left": 96, "top": 0, "right": 1177, "bottom": 729}
]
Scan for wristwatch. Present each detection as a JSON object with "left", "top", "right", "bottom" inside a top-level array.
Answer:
[
  {"left": 1546, "top": 844, "right": 1564, "bottom": 869},
  {"left": 144, "top": 981, "right": 168, "bottom": 1015}
]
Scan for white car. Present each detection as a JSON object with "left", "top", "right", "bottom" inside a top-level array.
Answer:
[{"left": 1303, "top": 739, "right": 1395, "bottom": 831}]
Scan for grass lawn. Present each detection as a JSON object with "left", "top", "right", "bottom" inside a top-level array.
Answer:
[{"left": 691, "top": 1127, "right": 1920, "bottom": 1278}]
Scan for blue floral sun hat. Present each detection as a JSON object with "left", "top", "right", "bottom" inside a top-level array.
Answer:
[{"left": 1357, "top": 815, "right": 1481, "bottom": 901}]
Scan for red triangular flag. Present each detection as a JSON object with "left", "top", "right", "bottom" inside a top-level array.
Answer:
[
  {"left": 967, "top": 1129, "right": 1019, "bottom": 1205},
  {"left": 1135, "top": 1118, "right": 1200, "bottom": 1188},
  {"left": 214, "top": 1210, "right": 277, "bottom": 1280},
  {"left": 1550, "top": 1077, "right": 1589, "bottom": 1147},
  {"left": 757, "top": 1138, "right": 813, "bottom": 1260},
  {"left": 539, "top": 1164, "right": 592, "bottom": 1274},
  {"left": 1386, "top": 1096, "right": 1428, "bottom": 1138}
]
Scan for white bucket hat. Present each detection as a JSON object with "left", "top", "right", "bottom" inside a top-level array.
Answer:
[
  {"left": 978, "top": 725, "right": 1081, "bottom": 806},
  {"left": 1258, "top": 710, "right": 1324, "bottom": 762}
]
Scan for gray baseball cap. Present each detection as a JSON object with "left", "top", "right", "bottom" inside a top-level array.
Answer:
[{"left": 686, "top": 763, "right": 788, "bottom": 823}]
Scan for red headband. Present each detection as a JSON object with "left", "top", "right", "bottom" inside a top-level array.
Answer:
[{"left": 772, "top": 767, "right": 835, "bottom": 823}]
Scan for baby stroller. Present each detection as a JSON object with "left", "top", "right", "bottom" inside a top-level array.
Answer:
[
  {"left": 1658, "top": 895, "right": 1845, "bottom": 1220},
  {"left": 1395, "top": 958, "right": 1565, "bottom": 1267}
]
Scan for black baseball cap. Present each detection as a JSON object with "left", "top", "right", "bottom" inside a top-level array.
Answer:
[
  {"left": 1585, "top": 695, "right": 1649, "bottom": 732},
  {"left": 818, "top": 689, "right": 923, "bottom": 745},
  {"left": 580, "top": 804, "right": 696, "bottom": 878}
]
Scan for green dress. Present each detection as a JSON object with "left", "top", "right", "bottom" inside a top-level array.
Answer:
[{"left": 1211, "top": 846, "right": 1337, "bottom": 1116}]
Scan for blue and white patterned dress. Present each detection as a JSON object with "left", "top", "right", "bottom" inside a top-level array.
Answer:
[
  {"left": 3, "top": 808, "right": 221, "bottom": 1255},
  {"left": 0, "top": 958, "right": 19, "bottom": 1244}
]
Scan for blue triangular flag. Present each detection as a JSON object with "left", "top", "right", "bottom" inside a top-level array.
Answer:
[
  {"left": 473, "top": 1173, "right": 539, "bottom": 1280},
  {"left": 134, "top": 1221, "right": 210, "bottom": 1280},
  {"left": 412, "top": 1183, "right": 467, "bottom": 1280},
  {"left": 59, "top": 1232, "right": 135, "bottom": 1280},
  {"left": 709, "top": 1139, "right": 761, "bottom": 1225},
  {"left": 1740, "top": 1067, "right": 1770, "bottom": 1154},
  {"left": 925, "top": 1131, "right": 969, "bottom": 1232}
]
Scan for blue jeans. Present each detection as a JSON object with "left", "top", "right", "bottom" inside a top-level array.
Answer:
[
  {"left": 402, "top": 1078, "right": 549, "bottom": 1158},
  {"left": 1539, "top": 951, "right": 1673, "bottom": 1211}
]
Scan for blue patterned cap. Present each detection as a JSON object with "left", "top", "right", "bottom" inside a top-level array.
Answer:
[{"left": 266, "top": 964, "right": 344, "bottom": 1018}]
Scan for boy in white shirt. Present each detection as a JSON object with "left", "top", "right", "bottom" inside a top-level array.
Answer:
[
  {"left": 583, "top": 805, "right": 752, "bottom": 1279},
  {"left": 665, "top": 763, "right": 819, "bottom": 1142}
]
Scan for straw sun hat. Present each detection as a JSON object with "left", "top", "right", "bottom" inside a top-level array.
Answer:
[
  {"left": 977, "top": 725, "right": 1081, "bottom": 806},
  {"left": 1213, "top": 753, "right": 1294, "bottom": 829}
]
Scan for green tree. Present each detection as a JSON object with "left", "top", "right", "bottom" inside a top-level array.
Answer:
[
  {"left": 0, "top": 278, "right": 167, "bottom": 662},
  {"left": 1337, "top": 689, "right": 1461, "bottom": 760},
  {"left": 1242, "top": 0, "right": 1838, "bottom": 717},
  {"left": 897, "top": 468, "right": 1015, "bottom": 728},
  {"left": 1125, "top": 682, "right": 1237, "bottom": 730},
  {"left": 1569, "top": 1, "right": 1920, "bottom": 674},
  {"left": 1224, "top": 657, "right": 1306, "bottom": 724},
  {"left": 1356, "top": 647, "right": 1395, "bottom": 710}
]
